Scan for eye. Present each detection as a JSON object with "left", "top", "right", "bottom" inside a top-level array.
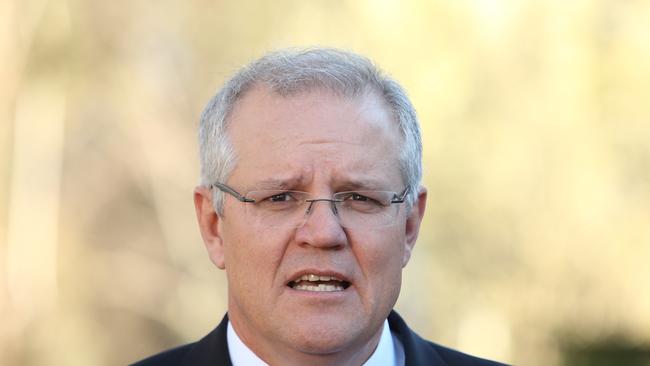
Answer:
[
  {"left": 350, "top": 193, "right": 369, "bottom": 201},
  {"left": 268, "top": 192, "right": 294, "bottom": 202},
  {"left": 340, "top": 192, "right": 382, "bottom": 205},
  {"left": 340, "top": 192, "right": 379, "bottom": 202}
]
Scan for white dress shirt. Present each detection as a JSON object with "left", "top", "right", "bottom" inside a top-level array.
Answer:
[{"left": 227, "top": 318, "right": 405, "bottom": 366}]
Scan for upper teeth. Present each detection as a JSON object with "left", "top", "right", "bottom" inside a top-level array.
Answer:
[{"left": 294, "top": 274, "right": 343, "bottom": 283}]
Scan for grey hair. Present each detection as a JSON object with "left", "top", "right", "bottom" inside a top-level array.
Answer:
[{"left": 199, "top": 47, "right": 422, "bottom": 214}]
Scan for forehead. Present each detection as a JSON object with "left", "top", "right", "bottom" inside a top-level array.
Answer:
[{"left": 226, "top": 85, "right": 403, "bottom": 187}]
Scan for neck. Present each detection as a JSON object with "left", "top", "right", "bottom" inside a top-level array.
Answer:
[{"left": 228, "top": 313, "right": 384, "bottom": 366}]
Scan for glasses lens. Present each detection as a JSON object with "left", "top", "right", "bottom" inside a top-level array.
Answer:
[
  {"left": 245, "top": 190, "right": 309, "bottom": 228},
  {"left": 334, "top": 191, "right": 400, "bottom": 228}
]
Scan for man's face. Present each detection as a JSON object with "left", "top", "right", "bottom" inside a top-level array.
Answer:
[{"left": 195, "top": 85, "right": 426, "bottom": 362}]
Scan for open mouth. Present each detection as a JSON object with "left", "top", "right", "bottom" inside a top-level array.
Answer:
[{"left": 287, "top": 274, "right": 351, "bottom": 292}]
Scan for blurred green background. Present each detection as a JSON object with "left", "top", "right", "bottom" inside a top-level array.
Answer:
[{"left": 1, "top": 1, "right": 649, "bottom": 365}]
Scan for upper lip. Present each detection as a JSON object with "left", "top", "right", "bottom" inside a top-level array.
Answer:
[{"left": 286, "top": 269, "right": 352, "bottom": 286}]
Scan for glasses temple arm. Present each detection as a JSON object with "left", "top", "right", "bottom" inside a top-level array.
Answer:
[
  {"left": 391, "top": 186, "right": 411, "bottom": 203},
  {"left": 212, "top": 182, "right": 255, "bottom": 203}
]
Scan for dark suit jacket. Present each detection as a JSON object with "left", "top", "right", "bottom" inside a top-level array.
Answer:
[{"left": 131, "top": 311, "right": 508, "bottom": 366}]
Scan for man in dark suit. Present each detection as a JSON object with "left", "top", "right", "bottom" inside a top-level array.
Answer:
[{"left": 133, "top": 48, "right": 508, "bottom": 366}]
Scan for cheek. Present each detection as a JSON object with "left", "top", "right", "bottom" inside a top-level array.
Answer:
[
  {"left": 222, "top": 225, "right": 291, "bottom": 309},
  {"left": 350, "top": 228, "right": 406, "bottom": 285},
  {"left": 363, "top": 225, "right": 405, "bottom": 257},
  {"left": 223, "top": 223, "right": 289, "bottom": 279}
]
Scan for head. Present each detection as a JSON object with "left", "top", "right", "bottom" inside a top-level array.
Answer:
[
  {"left": 199, "top": 48, "right": 422, "bottom": 213},
  {"left": 194, "top": 48, "right": 427, "bottom": 365}
]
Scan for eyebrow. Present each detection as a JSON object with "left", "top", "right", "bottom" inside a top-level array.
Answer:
[
  {"left": 337, "top": 178, "right": 388, "bottom": 191},
  {"left": 253, "top": 177, "right": 304, "bottom": 190},
  {"left": 251, "top": 176, "right": 395, "bottom": 191}
]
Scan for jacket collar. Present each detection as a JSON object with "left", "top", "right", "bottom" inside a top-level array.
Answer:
[
  {"left": 180, "top": 313, "right": 232, "bottom": 366},
  {"left": 387, "top": 311, "right": 449, "bottom": 366}
]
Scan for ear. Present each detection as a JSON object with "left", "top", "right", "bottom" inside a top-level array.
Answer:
[
  {"left": 194, "top": 186, "right": 226, "bottom": 269},
  {"left": 402, "top": 186, "right": 427, "bottom": 267}
]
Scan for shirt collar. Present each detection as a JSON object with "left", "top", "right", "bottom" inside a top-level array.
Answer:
[
  {"left": 227, "top": 321, "right": 267, "bottom": 366},
  {"left": 363, "top": 319, "right": 397, "bottom": 366},
  {"left": 227, "top": 319, "right": 398, "bottom": 366}
]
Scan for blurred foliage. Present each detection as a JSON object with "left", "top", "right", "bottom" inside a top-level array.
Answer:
[
  {"left": 561, "top": 336, "right": 650, "bottom": 366},
  {"left": 1, "top": 0, "right": 649, "bottom": 365}
]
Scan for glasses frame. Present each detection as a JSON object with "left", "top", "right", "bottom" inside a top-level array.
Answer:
[
  {"left": 211, "top": 182, "right": 410, "bottom": 228},
  {"left": 211, "top": 182, "right": 409, "bottom": 206}
]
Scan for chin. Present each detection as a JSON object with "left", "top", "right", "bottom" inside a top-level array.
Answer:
[
  {"left": 295, "top": 336, "right": 353, "bottom": 355},
  {"left": 285, "top": 319, "right": 361, "bottom": 355}
]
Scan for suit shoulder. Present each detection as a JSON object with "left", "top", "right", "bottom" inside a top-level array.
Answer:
[
  {"left": 387, "top": 311, "right": 509, "bottom": 365},
  {"left": 429, "top": 342, "right": 509, "bottom": 366},
  {"left": 130, "top": 343, "right": 195, "bottom": 366},
  {"left": 131, "top": 314, "right": 230, "bottom": 366}
]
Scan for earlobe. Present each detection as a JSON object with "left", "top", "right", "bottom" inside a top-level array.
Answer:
[
  {"left": 403, "top": 186, "right": 427, "bottom": 267},
  {"left": 194, "top": 186, "right": 226, "bottom": 269}
]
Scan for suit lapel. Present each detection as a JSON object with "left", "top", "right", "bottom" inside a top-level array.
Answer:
[{"left": 388, "top": 311, "right": 449, "bottom": 366}]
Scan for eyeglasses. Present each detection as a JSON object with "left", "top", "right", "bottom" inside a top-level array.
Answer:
[{"left": 211, "top": 182, "right": 409, "bottom": 229}]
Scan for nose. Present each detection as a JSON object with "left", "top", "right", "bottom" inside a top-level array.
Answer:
[{"left": 294, "top": 199, "right": 347, "bottom": 249}]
